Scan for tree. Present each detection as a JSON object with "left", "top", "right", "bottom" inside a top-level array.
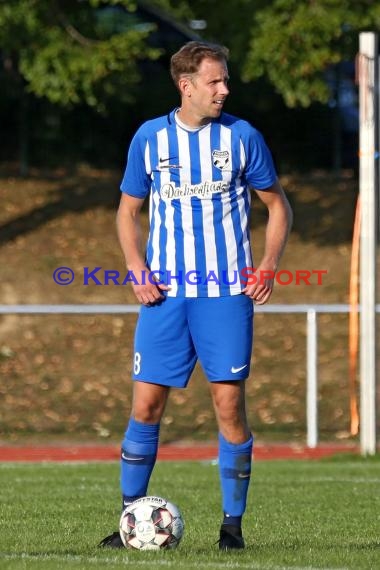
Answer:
[
  {"left": 243, "top": 0, "right": 380, "bottom": 107},
  {"left": 3, "top": 0, "right": 380, "bottom": 113},
  {"left": 3, "top": 0, "right": 379, "bottom": 171},
  {"left": 151, "top": 0, "right": 380, "bottom": 107},
  {"left": 148, "top": 0, "right": 380, "bottom": 170},
  {"left": 0, "top": 0, "right": 165, "bottom": 173},
  {"left": 0, "top": 0, "right": 161, "bottom": 111}
]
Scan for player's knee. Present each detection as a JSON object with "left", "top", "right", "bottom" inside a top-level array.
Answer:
[
  {"left": 132, "top": 402, "right": 164, "bottom": 424},
  {"left": 219, "top": 416, "right": 249, "bottom": 442},
  {"left": 217, "top": 407, "right": 248, "bottom": 439},
  {"left": 214, "top": 392, "right": 244, "bottom": 423},
  {"left": 215, "top": 399, "right": 249, "bottom": 442}
]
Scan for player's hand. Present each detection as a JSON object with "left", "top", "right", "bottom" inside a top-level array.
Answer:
[
  {"left": 131, "top": 268, "right": 171, "bottom": 305},
  {"left": 241, "top": 265, "right": 275, "bottom": 305}
]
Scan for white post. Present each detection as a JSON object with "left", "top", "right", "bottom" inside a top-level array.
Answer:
[
  {"left": 306, "top": 309, "right": 318, "bottom": 448},
  {"left": 358, "top": 32, "right": 378, "bottom": 455}
]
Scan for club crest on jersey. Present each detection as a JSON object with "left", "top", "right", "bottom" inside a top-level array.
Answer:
[{"left": 212, "top": 150, "right": 230, "bottom": 170}]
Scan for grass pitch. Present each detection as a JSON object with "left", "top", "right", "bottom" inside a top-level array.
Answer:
[{"left": 0, "top": 456, "right": 379, "bottom": 570}]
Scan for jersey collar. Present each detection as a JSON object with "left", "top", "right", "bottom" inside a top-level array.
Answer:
[{"left": 167, "top": 108, "right": 222, "bottom": 127}]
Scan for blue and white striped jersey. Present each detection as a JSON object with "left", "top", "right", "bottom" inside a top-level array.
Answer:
[{"left": 120, "top": 109, "right": 277, "bottom": 297}]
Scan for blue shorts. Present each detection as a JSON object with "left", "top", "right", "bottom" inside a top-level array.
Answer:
[{"left": 132, "top": 294, "right": 254, "bottom": 388}]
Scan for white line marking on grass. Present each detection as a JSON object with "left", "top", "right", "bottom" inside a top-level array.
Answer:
[
  {"left": 287, "top": 477, "right": 380, "bottom": 484},
  {"left": 254, "top": 476, "right": 380, "bottom": 484},
  {"left": 0, "top": 553, "right": 349, "bottom": 570},
  {"left": 0, "top": 461, "right": 119, "bottom": 468}
]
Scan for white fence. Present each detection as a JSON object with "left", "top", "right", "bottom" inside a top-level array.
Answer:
[{"left": 1, "top": 303, "right": 379, "bottom": 449}]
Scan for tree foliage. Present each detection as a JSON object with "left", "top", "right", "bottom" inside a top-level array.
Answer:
[
  {"left": 2, "top": 0, "right": 380, "bottom": 118},
  {"left": 0, "top": 0, "right": 161, "bottom": 111},
  {"left": 243, "top": 0, "right": 380, "bottom": 107},
  {"left": 151, "top": 0, "right": 380, "bottom": 108}
]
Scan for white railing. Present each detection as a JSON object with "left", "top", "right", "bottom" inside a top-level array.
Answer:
[{"left": 1, "top": 303, "right": 379, "bottom": 448}]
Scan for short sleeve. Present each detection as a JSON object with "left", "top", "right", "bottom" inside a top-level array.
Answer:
[
  {"left": 120, "top": 129, "right": 151, "bottom": 198},
  {"left": 243, "top": 127, "right": 277, "bottom": 190}
]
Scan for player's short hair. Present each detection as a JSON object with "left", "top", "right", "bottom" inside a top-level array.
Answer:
[{"left": 170, "top": 41, "right": 229, "bottom": 87}]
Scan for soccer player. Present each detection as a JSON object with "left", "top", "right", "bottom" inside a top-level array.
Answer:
[{"left": 99, "top": 40, "right": 292, "bottom": 551}]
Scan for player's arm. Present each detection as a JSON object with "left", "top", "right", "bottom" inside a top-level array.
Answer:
[
  {"left": 116, "top": 193, "right": 170, "bottom": 305},
  {"left": 242, "top": 179, "right": 293, "bottom": 304}
]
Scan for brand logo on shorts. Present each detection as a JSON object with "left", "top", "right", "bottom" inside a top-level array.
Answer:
[
  {"left": 231, "top": 364, "right": 248, "bottom": 373},
  {"left": 212, "top": 149, "right": 230, "bottom": 170}
]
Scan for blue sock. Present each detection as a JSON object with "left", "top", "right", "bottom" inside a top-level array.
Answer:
[
  {"left": 218, "top": 432, "right": 253, "bottom": 525},
  {"left": 120, "top": 417, "right": 160, "bottom": 509}
]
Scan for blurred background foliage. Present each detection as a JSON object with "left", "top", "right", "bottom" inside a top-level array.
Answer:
[{"left": 1, "top": 0, "right": 380, "bottom": 174}]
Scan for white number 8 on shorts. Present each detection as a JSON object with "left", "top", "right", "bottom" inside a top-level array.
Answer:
[{"left": 133, "top": 352, "right": 141, "bottom": 375}]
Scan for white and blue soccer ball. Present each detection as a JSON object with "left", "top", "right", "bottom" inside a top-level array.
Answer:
[{"left": 119, "top": 496, "right": 184, "bottom": 550}]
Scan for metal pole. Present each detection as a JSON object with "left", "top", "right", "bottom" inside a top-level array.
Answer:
[
  {"left": 306, "top": 309, "right": 318, "bottom": 448},
  {"left": 358, "top": 32, "right": 378, "bottom": 455}
]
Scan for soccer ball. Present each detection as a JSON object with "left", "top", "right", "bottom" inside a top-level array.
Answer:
[{"left": 119, "top": 496, "right": 184, "bottom": 550}]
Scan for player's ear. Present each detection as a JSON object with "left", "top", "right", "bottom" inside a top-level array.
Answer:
[{"left": 178, "top": 76, "right": 192, "bottom": 97}]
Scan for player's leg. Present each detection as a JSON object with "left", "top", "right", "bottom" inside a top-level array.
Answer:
[
  {"left": 120, "top": 381, "right": 170, "bottom": 508},
  {"left": 210, "top": 380, "right": 253, "bottom": 549},
  {"left": 188, "top": 294, "right": 254, "bottom": 549},
  {"left": 100, "top": 383, "right": 169, "bottom": 549},
  {"left": 120, "top": 297, "right": 195, "bottom": 508},
  {"left": 99, "top": 298, "right": 196, "bottom": 548}
]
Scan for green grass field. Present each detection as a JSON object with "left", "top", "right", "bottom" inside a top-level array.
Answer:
[{"left": 0, "top": 456, "right": 379, "bottom": 570}]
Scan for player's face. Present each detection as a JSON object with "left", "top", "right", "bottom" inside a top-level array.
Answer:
[{"left": 182, "top": 58, "right": 229, "bottom": 126}]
